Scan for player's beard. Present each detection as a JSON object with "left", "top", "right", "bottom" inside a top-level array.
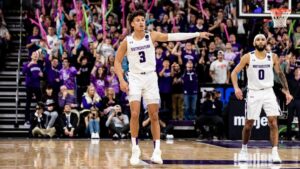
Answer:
[{"left": 254, "top": 44, "right": 266, "bottom": 52}]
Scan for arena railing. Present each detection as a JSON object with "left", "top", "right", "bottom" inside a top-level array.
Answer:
[{"left": 15, "top": 0, "right": 23, "bottom": 128}]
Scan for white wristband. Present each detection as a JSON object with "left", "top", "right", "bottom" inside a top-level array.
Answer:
[{"left": 167, "top": 32, "right": 200, "bottom": 41}]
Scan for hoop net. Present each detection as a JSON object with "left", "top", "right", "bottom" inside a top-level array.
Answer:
[{"left": 270, "top": 8, "right": 291, "bottom": 28}]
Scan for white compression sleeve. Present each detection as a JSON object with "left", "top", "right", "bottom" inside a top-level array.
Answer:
[{"left": 167, "top": 32, "right": 200, "bottom": 41}]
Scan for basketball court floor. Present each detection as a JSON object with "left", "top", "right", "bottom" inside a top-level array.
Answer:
[{"left": 0, "top": 139, "right": 299, "bottom": 169}]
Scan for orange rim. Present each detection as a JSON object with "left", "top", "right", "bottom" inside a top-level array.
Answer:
[{"left": 270, "top": 8, "right": 291, "bottom": 17}]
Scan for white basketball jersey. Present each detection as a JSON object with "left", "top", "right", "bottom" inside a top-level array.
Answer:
[
  {"left": 247, "top": 51, "right": 274, "bottom": 90},
  {"left": 126, "top": 31, "right": 156, "bottom": 73}
]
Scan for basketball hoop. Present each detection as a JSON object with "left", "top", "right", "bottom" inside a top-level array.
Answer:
[{"left": 270, "top": 8, "right": 291, "bottom": 28}]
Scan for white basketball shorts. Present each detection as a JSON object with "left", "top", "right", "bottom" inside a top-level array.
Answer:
[
  {"left": 245, "top": 88, "right": 281, "bottom": 120},
  {"left": 127, "top": 71, "right": 160, "bottom": 105}
]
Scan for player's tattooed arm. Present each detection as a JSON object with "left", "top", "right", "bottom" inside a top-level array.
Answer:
[
  {"left": 278, "top": 69, "right": 289, "bottom": 92},
  {"left": 273, "top": 54, "right": 290, "bottom": 93}
]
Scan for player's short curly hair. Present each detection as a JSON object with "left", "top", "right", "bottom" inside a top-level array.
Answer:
[{"left": 128, "top": 9, "right": 146, "bottom": 24}]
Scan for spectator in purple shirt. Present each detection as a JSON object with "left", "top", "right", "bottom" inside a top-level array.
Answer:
[
  {"left": 90, "top": 65, "right": 107, "bottom": 98},
  {"left": 158, "top": 59, "right": 172, "bottom": 118},
  {"left": 22, "top": 51, "right": 43, "bottom": 125},
  {"left": 229, "top": 34, "right": 243, "bottom": 58},
  {"left": 58, "top": 85, "right": 78, "bottom": 112},
  {"left": 182, "top": 61, "right": 198, "bottom": 120},
  {"left": 106, "top": 66, "right": 120, "bottom": 96},
  {"left": 67, "top": 27, "right": 76, "bottom": 53},
  {"left": 26, "top": 26, "right": 41, "bottom": 59},
  {"left": 180, "top": 41, "right": 199, "bottom": 66},
  {"left": 44, "top": 57, "right": 61, "bottom": 94},
  {"left": 155, "top": 46, "right": 165, "bottom": 72},
  {"left": 59, "top": 58, "right": 77, "bottom": 95}
]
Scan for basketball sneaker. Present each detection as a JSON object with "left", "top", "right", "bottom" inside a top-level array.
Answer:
[
  {"left": 130, "top": 145, "right": 141, "bottom": 165},
  {"left": 91, "top": 133, "right": 96, "bottom": 139},
  {"left": 151, "top": 149, "right": 163, "bottom": 164},
  {"left": 272, "top": 150, "right": 282, "bottom": 164},
  {"left": 238, "top": 149, "right": 248, "bottom": 162}
]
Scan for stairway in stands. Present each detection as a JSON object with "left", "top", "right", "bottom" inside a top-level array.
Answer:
[{"left": 0, "top": 8, "right": 29, "bottom": 137}]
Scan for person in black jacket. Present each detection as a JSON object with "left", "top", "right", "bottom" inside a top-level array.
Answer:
[
  {"left": 59, "top": 104, "right": 79, "bottom": 138},
  {"left": 196, "top": 90, "right": 224, "bottom": 140},
  {"left": 31, "top": 102, "right": 47, "bottom": 137},
  {"left": 287, "top": 68, "right": 300, "bottom": 140}
]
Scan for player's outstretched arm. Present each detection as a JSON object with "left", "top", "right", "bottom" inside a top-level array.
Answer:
[
  {"left": 151, "top": 31, "right": 213, "bottom": 43},
  {"left": 114, "top": 39, "right": 129, "bottom": 93},
  {"left": 273, "top": 54, "right": 293, "bottom": 104},
  {"left": 231, "top": 53, "right": 249, "bottom": 100}
]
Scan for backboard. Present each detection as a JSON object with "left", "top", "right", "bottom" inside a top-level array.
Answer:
[{"left": 237, "top": 0, "right": 300, "bottom": 19}]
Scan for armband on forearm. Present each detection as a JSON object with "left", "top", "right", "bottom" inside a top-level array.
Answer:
[{"left": 167, "top": 32, "right": 200, "bottom": 41}]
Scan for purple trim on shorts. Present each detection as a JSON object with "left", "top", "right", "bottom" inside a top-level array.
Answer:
[
  {"left": 198, "top": 140, "right": 300, "bottom": 149},
  {"left": 143, "top": 159, "right": 300, "bottom": 165}
]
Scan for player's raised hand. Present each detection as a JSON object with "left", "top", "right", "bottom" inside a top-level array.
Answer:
[
  {"left": 234, "top": 87, "right": 243, "bottom": 100},
  {"left": 199, "top": 32, "right": 214, "bottom": 40},
  {"left": 120, "top": 80, "right": 129, "bottom": 93}
]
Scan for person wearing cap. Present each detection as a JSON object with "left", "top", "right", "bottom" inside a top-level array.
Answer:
[
  {"left": 41, "top": 99, "right": 58, "bottom": 137},
  {"left": 209, "top": 50, "right": 230, "bottom": 84},
  {"left": 105, "top": 104, "right": 129, "bottom": 139},
  {"left": 42, "top": 86, "right": 58, "bottom": 109},
  {"left": 196, "top": 91, "right": 224, "bottom": 140},
  {"left": 31, "top": 102, "right": 47, "bottom": 138}
]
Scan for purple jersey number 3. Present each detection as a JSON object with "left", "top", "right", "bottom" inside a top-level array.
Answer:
[{"left": 139, "top": 51, "right": 146, "bottom": 63}]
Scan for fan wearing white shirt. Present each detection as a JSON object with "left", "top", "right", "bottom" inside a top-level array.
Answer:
[{"left": 209, "top": 50, "right": 230, "bottom": 84}]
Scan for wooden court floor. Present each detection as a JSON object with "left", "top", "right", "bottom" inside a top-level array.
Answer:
[{"left": 0, "top": 139, "right": 299, "bottom": 169}]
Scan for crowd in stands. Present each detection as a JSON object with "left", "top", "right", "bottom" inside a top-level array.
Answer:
[{"left": 20, "top": 0, "right": 300, "bottom": 140}]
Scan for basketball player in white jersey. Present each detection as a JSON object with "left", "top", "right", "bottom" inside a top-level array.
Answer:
[
  {"left": 231, "top": 34, "right": 293, "bottom": 163},
  {"left": 114, "top": 10, "right": 213, "bottom": 165}
]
